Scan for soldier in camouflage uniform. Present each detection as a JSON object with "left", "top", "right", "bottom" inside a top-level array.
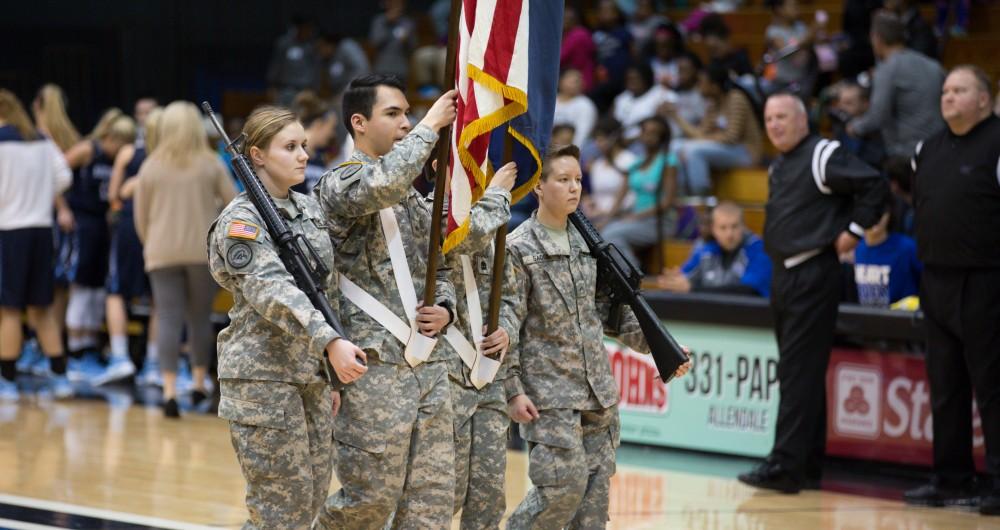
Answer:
[
  {"left": 443, "top": 162, "right": 523, "bottom": 530},
  {"left": 208, "top": 107, "right": 368, "bottom": 529},
  {"left": 312, "top": 74, "right": 459, "bottom": 530},
  {"left": 504, "top": 145, "right": 690, "bottom": 529}
]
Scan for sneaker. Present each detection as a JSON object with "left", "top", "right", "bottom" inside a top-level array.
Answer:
[
  {"left": 903, "top": 480, "right": 978, "bottom": 507},
  {"left": 67, "top": 352, "right": 105, "bottom": 383},
  {"left": 16, "top": 340, "right": 43, "bottom": 374},
  {"left": 49, "top": 375, "right": 74, "bottom": 399},
  {"left": 163, "top": 398, "right": 180, "bottom": 419},
  {"left": 0, "top": 378, "right": 18, "bottom": 402},
  {"left": 175, "top": 358, "right": 194, "bottom": 393},
  {"left": 136, "top": 358, "right": 162, "bottom": 387},
  {"left": 90, "top": 356, "right": 136, "bottom": 386},
  {"left": 738, "top": 462, "right": 803, "bottom": 494}
]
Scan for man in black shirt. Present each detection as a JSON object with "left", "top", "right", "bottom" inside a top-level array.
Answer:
[
  {"left": 904, "top": 66, "right": 1000, "bottom": 516},
  {"left": 738, "top": 93, "right": 887, "bottom": 494}
]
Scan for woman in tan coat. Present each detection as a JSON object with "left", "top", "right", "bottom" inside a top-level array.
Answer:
[{"left": 134, "top": 101, "right": 237, "bottom": 417}]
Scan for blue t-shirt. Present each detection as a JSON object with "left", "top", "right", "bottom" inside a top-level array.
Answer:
[
  {"left": 627, "top": 152, "right": 678, "bottom": 213},
  {"left": 854, "top": 233, "right": 922, "bottom": 307}
]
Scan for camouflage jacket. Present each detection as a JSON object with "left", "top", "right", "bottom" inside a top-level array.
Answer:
[
  {"left": 314, "top": 124, "right": 457, "bottom": 365},
  {"left": 505, "top": 213, "right": 649, "bottom": 410},
  {"left": 208, "top": 191, "right": 339, "bottom": 384},
  {"left": 443, "top": 187, "right": 523, "bottom": 387}
]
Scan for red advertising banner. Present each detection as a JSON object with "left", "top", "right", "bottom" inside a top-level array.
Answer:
[{"left": 826, "top": 348, "right": 986, "bottom": 470}]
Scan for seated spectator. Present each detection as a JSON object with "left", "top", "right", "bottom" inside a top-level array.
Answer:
[
  {"left": 853, "top": 199, "right": 921, "bottom": 307},
  {"left": 661, "top": 53, "right": 707, "bottom": 140},
  {"left": 411, "top": 0, "right": 450, "bottom": 94},
  {"left": 601, "top": 117, "right": 691, "bottom": 270},
  {"left": 628, "top": 0, "right": 670, "bottom": 55},
  {"left": 550, "top": 124, "right": 576, "bottom": 149},
  {"left": 884, "top": 0, "right": 938, "bottom": 59},
  {"left": 582, "top": 118, "right": 636, "bottom": 224},
  {"left": 560, "top": 6, "right": 597, "bottom": 92},
  {"left": 830, "top": 80, "right": 885, "bottom": 168},
  {"left": 613, "top": 62, "right": 672, "bottom": 141},
  {"left": 590, "top": 0, "right": 634, "bottom": 112},
  {"left": 698, "top": 14, "right": 754, "bottom": 78},
  {"left": 846, "top": 11, "right": 945, "bottom": 158},
  {"left": 884, "top": 156, "right": 914, "bottom": 235},
  {"left": 658, "top": 202, "right": 772, "bottom": 296},
  {"left": 369, "top": 0, "right": 416, "bottom": 83},
  {"left": 267, "top": 15, "right": 318, "bottom": 106},
  {"left": 315, "top": 32, "right": 370, "bottom": 101},
  {"left": 664, "top": 62, "right": 763, "bottom": 196},
  {"left": 645, "top": 23, "right": 687, "bottom": 89},
  {"left": 553, "top": 68, "right": 598, "bottom": 147},
  {"left": 764, "top": 0, "right": 819, "bottom": 96}
]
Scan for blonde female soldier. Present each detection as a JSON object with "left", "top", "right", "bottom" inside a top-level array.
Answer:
[{"left": 208, "top": 106, "right": 367, "bottom": 527}]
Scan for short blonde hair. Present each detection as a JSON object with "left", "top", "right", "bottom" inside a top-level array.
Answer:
[
  {"left": 151, "top": 101, "right": 212, "bottom": 167},
  {"left": 242, "top": 105, "right": 298, "bottom": 158}
]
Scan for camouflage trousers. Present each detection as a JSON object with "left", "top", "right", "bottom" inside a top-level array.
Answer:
[
  {"left": 450, "top": 378, "right": 510, "bottom": 530},
  {"left": 507, "top": 406, "right": 620, "bottom": 530},
  {"left": 220, "top": 378, "right": 333, "bottom": 530},
  {"left": 314, "top": 359, "right": 455, "bottom": 530}
]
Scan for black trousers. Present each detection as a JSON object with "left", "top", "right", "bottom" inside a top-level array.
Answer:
[
  {"left": 768, "top": 250, "right": 840, "bottom": 481},
  {"left": 921, "top": 266, "right": 1000, "bottom": 490}
]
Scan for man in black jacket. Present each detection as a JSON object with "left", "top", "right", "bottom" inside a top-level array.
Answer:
[
  {"left": 738, "top": 93, "right": 887, "bottom": 494},
  {"left": 903, "top": 66, "right": 1000, "bottom": 516}
]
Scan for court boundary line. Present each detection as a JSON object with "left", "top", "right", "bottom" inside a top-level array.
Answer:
[{"left": 0, "top": 493, "right": 226, "bottom": 530}]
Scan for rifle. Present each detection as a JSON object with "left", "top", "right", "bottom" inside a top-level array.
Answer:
[
  {"left": 568, "top": 210, "right": 688, "bottom": 383},
  {"left": 202, "top": 102, "right": 359, "bottom": 389}
]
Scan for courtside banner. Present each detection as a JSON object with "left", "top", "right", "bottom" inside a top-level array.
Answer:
[{"left": 609, "top": 321, "right": 780, "bottom": 457}]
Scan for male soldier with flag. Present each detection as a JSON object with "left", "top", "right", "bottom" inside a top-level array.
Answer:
[{"left": 311, "top": 74, "right": 459, "bottom": 530}]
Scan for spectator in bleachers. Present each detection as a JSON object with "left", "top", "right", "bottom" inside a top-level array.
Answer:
[
  {"left": 550, "top": 124, "right": 576, "bottom": 149},
  {"left": 266, "top": 15, "right": 318, "bottom": 107},
  {"left": 852, "top": 198, "right": 921, "bottom": 307},
  {"left": 764, "top": 0, "right": 820, "bottom": 96},
  {"left": 665, "top": 62, "right": 763, "bottom": 196},
  {"left": 884, "top": 0, "right": 939, "bottom": 59},
  {"left": 659, "top": 53, "right": 707, "bottom": 140},
  {"left": 411, "top": 0, "right": 450, "bottom": 95},
  {"left": 830, "top": 80, "right": 885, "bottom": 168},
  {"left": 645, "top": 23, "right": 686, "bottom": 90},
  {"left": 290, "top": 91, "right": 337, "bottom": 194},
  {"left": 846, "top": 11, "right": 945, "bottom": 158},
  {"left": 315, "top": 32, "right": 371, "bottom": 101},
  {"left": 658, "top": 202, "right": 772, "bottom": 297},
  {"left": 582, "top": 118, "right": 636, "bottom": 224},
  {"left": 0, "top": 90, "right": 73, "bottom": 401},
  {"left": 560, "top": 6, "right": 597, "bottom": 93},
  {"left": 614, "top": 62, "right": 672, "bottom": 142},
  {"left": 369, "top": 0, "right": 417, "bottom": 84},
  {"left": 884, "top": 156, "right": 914, "bottom": 235},
  {"left": 602, "top": 116, "right": 689, "bottom": 269},
  {"left": 934, "top": 0, "right": 970, "bottom": 37},
  {"left": 134, "top": 101, "right": 237, "bottom": 418},
  {"left": 838, "top": 0, "right": 881, "bottom": 79},
  {"left": 554, "top": 68, "right": 598, "bottom": 147},
  {"left": 698, "top": 14, "right": 754, "bottom": 78},
  {"left": 628, "top": 0, "right": 670, "bottom": 55},
  {"left": 590, "top": 0, "right": 635, "bottom": 112}
]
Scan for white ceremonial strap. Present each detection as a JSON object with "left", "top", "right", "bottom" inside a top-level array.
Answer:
[
  {"left": 338, "top": 275, "right": 410, "bottom": 344},
  {"left": 465, "top": 254, "right": 503, "bottom": 388},
  {"left": 442, "top": 255, "right": 484, "bottom": 384},
  {"left": 471, "top": 351, "right": 502, "bottom": 390},
  {"left": 379, "top": 207, "right": 437, "bottom": 366}
]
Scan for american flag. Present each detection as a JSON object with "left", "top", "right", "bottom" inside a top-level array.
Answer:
[
  {"left": 442, "top": 0, "right": 563, "bottom": 253},
  {"left": 227, "top": 221, "right": 260, "bottom": 240}
]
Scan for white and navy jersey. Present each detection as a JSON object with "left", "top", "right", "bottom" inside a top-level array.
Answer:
[
  {"left": 119, "top": 145, "right": 146, "bottom": 216},
  {"left": 913, "top": 114, "right": 1000, "bottom": 268},
  {"left": 67, "top": 139, "right": 115, "bottom": 217},
  {"left": 764, "top": 134, "right": 888, "bottom": 263},
  {"left": 0, "top": 125, "right": 72, "bottom": 230}
]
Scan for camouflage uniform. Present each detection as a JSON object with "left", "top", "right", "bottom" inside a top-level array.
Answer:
[
  {"left": 504, "top": 212, "right": 649, "bottom": 530},
  {"left": 312, "top": 124, "right": 458, "bottom": 530},
  {"left": 443, "top": 187, "right": 522, "bottom": 529},
  {"left": 208, "top": 191, "right": 338, "bottom": 529}
]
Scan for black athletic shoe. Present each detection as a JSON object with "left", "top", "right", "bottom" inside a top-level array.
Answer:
[
  {"left": 191, "top": 389, "right": 208, "bottom": 408},
  {"left": 903, "top": 481, "right": 978, "bottom": 507},
  {"left": 738, "top": 462, "right": 803, "bottom": 494},
  {"left": 981, "top": 492, "right": 1000, "bottom": 516},
  {"left": 163, "top": 398, "right": 180, "bottom": 419}
]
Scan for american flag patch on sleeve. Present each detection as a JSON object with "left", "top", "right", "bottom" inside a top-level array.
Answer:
[{"left": 227, "top": 221, "right": 260, "bottom": 240}]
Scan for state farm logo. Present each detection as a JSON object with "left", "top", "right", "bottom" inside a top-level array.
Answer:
[{"left": 834, "top": 364, "right": 881, "bottom": 439}]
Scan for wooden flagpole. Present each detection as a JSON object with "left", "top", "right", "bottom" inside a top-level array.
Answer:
[
  {"left": 485, "top": 134, "right": 514, "bottom": 342},
  {"left": 423, "top": 0, "right": 462, "bottom": 305}
]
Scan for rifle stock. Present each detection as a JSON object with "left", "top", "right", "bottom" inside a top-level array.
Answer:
[
  {"left": 201, "top": 102, "right": 358, "bottom": 389},
  {"left": 568, "top": 210, "right": 687, "bottom": 383}
]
